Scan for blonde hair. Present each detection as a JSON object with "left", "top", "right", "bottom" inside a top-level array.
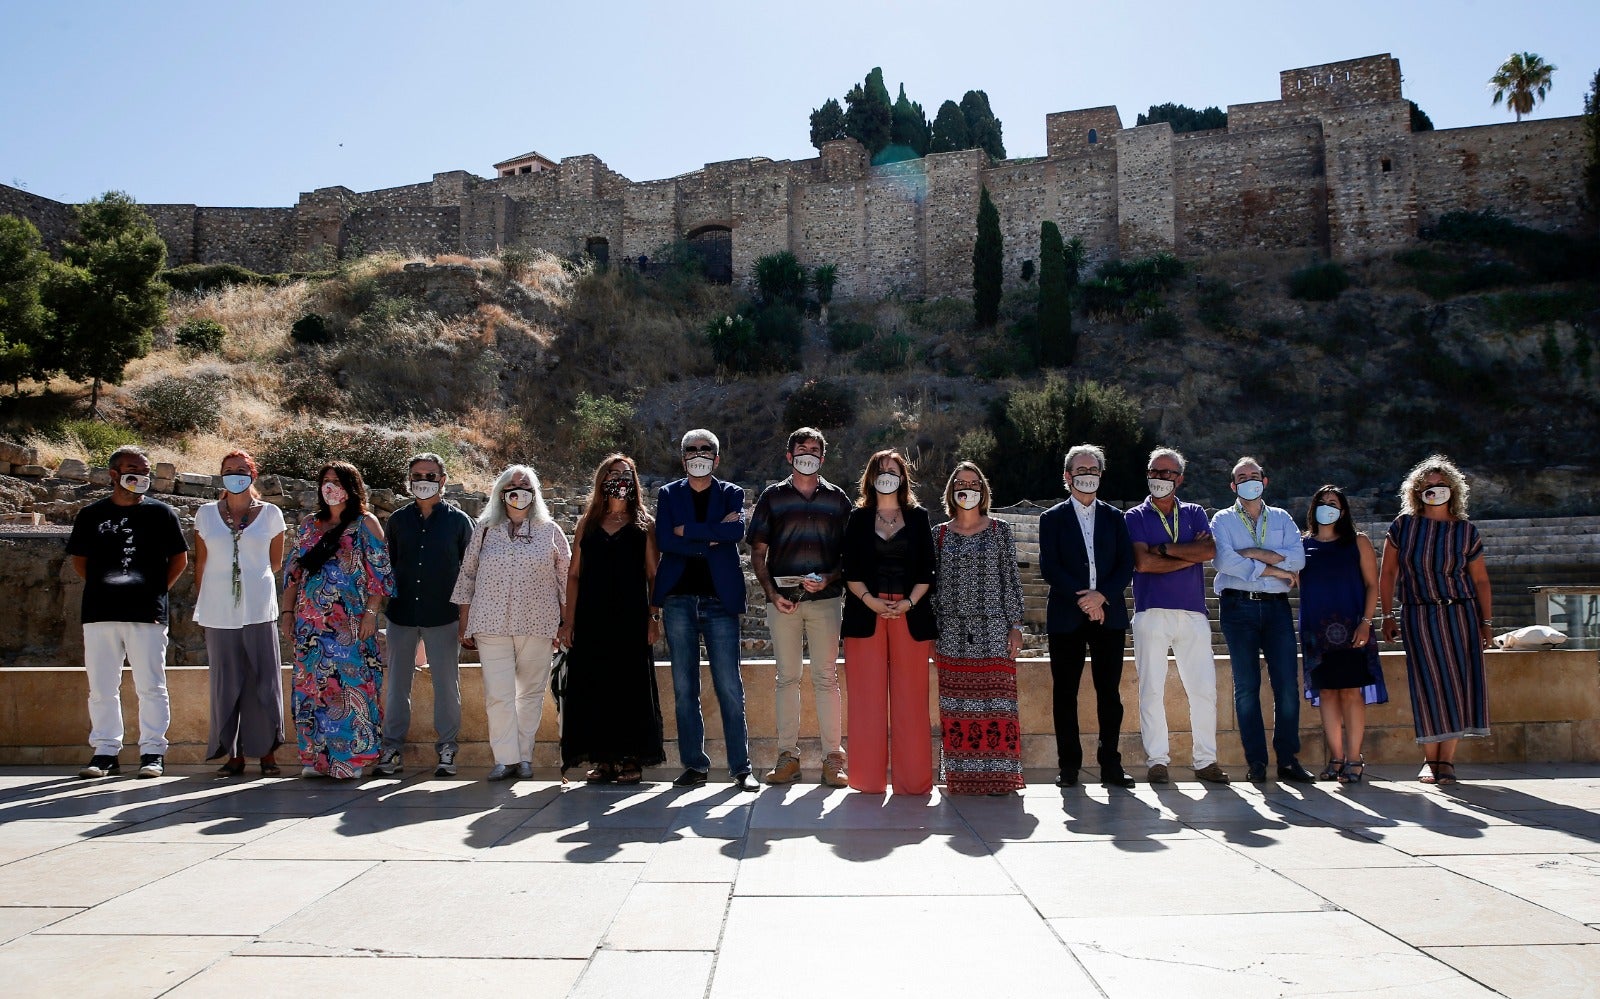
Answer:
[
  {"left": 942, "top": 461, "right": 992, "bottom": 516},
  {"left": 1398, "top": 454, "right": 1470, "bottom": 520}
]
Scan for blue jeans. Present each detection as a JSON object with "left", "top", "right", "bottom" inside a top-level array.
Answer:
[
  {"left": 663, "top": 595, "right": 750, "bottom": 776},
  {"left": 1220, "top": 592, "right": 1301, "bottom": 768}
]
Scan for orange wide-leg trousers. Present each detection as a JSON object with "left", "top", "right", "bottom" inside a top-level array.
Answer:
[{"left": 844, "top": 598, "right": 933, "bottom": 794}]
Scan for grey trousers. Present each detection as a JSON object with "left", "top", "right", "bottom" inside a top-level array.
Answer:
[
  {"left": 382, "top": 622, "right": 463, "bottom": 756},
  {"left": 204, "top": 622, "right": 286, "bottom": 760}
]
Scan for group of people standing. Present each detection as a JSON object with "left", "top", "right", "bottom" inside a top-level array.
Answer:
[{"left": 67, "top": 436, "right": 1494, "bottom": 792}]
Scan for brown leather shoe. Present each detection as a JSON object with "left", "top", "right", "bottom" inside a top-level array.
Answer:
[
  {"left": 1146, "top": 764, "right": 1170, "bottom": 784},
  {"left": 1194, "top": 763, "right": 1231, "bottom": 784},
  {"left": 765, "top": 751, "right": 801, "bottom": 785},
  {"left": 821, "top": 752, "right": 848, "bottom": 788}
]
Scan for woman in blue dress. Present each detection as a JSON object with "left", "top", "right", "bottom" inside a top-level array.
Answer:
[{"left": 1298, "top": 485, "right": 1385, "bottom": 783}]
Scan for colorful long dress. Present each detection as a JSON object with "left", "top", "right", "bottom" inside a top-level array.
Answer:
[
  {"left": 1299, "top": 535, "right": 1388, "bottom": 707},
  {"left": 932, "top": 520, "right": 1026, "bottom": 794},
  {"left": 1385, "top": 514, "right": 1489, "bottom": 744},
  {"left": 284, "top": 517, "right": 396, "bottom": 777}
]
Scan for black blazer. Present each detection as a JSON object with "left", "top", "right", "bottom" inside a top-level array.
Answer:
[
  {"left": 1039, "top": 498, "right": 1134, "bottom": 633},
  {"left": 840, "top": 505, "right": 937, "bottom": 641}
]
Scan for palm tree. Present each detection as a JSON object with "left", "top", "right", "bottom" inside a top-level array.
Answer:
[{"left": 1490, "top": 52, "right": 1557, "bottom": 122}]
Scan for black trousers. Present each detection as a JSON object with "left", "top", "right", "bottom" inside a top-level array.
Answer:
[{"left": 1048, "top": 623, "right": 1128, "bottom": 774}]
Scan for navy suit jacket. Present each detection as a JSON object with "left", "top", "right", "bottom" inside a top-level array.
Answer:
[
  {"left": 652, "top": 477, "right": 748, "bottom": 614},
  {"left": 1039, "top": 498, "right": 1134, "bottom": 633}
]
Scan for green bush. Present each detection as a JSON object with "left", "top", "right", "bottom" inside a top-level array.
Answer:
[
  {"left": 51, "top": 420, "right": 142, "bottom": 466},
  {"left": 162, "top": 262, "right": 276, "bottom": 294},
  {"left": 854, "top": 331, "right": 913, "bottom": 373},
  {"left": 750, "top": 304, "right": 804, "bottom": 371},
  {"left": 127, "top": 375, "right": 223, "bottom": 436},
  {"left": 1195, "top": 277, "right": 1237, "bottom": 331},
  {"left": 827, "top": 319, "right": 875, "bottom": 353},
  {"left": 982, "top": 376, "right": 1149, "bottom": 504},
  {"left": 783, "top": 379, "right": 857, "bottom": 430},
  {"left": 906, "top": 297, "right": 973, "bottom": 331},
  {"left": 571, "top": 392, "right": 633, "bottom": 468},
  {"left": 1422, "top": 210, "right": 1600, "bottom": 283},
  {"left": 953, "top": 427, "right": 998, "bottom": 467},
  {"left": 1143, "top": 310, "right": 1183, "bottom": 339},
  {"left": 174, "top": 318, "right": 226, "bottom": 353},
  {"left": 1288, "top": 261, "right": 1350, "bottom": 301},
  {"left": 290, "top": 312, "right": 332, "bottom": 346},
  {"left": 753, "top": 252, "right": 808, "bottom": 308},
  {"left": 1097, "top": 253, "right": 1185, "bottom": 291},
  {"left": 1484, "top": 290, "right": 1599, "bottom": 331},
  {"left": 256, "top": 424, "right": 414, "bottom": 492},
  {"left": 704, "top": 305, "right": 802, "bottom": 374}
]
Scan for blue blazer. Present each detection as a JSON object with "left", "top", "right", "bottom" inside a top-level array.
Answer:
[
  {"left": 652, "top": 477, "right": 748, "bottom": 614},
  {"left": 1039, "top": 498, "right": 1134, "bottom": 633}
]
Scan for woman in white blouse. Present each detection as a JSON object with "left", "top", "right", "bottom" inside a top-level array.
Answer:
[
  {"left": 451, "top": 465, "right": 571, "bottom": 780},
  {"left": 193, "top": 450, "right": 288, "bottom": 777}
]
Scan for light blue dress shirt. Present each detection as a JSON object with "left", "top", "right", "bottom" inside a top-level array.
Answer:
[{"left": 1209, "top": 502, "right": 1306, "bottom": 594}]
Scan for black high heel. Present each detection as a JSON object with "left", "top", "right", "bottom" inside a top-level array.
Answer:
[
  {"left": 1344, "top": 755, "right": 1365, "bottom": 783},
  {"left": 1318, "top": 759, "right": 1346, "bottom": 782}
]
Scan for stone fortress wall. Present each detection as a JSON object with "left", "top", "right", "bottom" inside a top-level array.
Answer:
[{"left": 1, "top": 54, "right": 1588, "bottom": 298}]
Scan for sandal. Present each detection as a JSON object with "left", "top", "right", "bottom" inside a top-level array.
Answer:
[
  {"left": 1419, "top": 760, "right": 1441, "bottom": 784},
  {"left": 214, "top": 758, "right": 245, "bottom": 778},
  {"left": 1435, "top": 761, "right": 1458, "bottom": 785},
  {"left": 1343, "top": 755, "right": 1365, "bottom": 783},
  {"left": 584, "top": 763, "right": 617, "bottom": 784},
  {"left": 615, "top": 759, "right": 643, "bottom": 785},
  {"left": 1318, "top": 759, "right": 1346, "bottom": 782},
  {"left": 259, "top": 758, "right": 281, "bottom": 777}
]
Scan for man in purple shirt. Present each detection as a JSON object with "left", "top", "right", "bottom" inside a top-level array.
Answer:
[{"left": 1123, "top": 447, "right": 1230, "bottom": 784}]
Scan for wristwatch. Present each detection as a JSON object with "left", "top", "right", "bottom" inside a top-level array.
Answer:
[{"left": 1156, "top": 543, "right": 1169, "bottom": 557}]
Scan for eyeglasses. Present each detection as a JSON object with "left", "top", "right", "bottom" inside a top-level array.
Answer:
[
  {"left": 683, "top": 445, "right": 716, "bottom": 456},
  {"left": 952, "top": 480, "right": 984, "bottom": 490},
  {"left": 1146, "top": 469, "right": 1181, "bottom": 480},
  {"left": 1068, "top": 468, "right": 1099, "bottom": 477},
  {"left": 410, "top": 472, "right": 442, "bottom": 482}
]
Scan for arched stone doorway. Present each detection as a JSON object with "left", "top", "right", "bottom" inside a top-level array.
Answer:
[{"left": 685, "top": 224, "right": 733, "bottom": 284}]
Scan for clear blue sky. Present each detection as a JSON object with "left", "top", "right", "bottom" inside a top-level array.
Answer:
[{"left": 4, "top": 1, "right": 1596, "bottom": 207}]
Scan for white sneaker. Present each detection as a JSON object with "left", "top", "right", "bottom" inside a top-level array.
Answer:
[
  {"left": 486, "top": 763, "right": 515, "bottom": 781},
  {"left": 516, "top": 761, "right": 534, "bottom": 779},
  {"left": 435, "top": 749, "right": 457, "bottom": 777},
  {"left": 374, "top": 750, "right": 403, "bottom": 776}
]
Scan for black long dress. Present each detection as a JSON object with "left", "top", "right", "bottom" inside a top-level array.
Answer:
[{"left": 559, "top": 521, "right": 666, "bottom": 772}]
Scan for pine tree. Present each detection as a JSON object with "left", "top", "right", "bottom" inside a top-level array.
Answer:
[
  {"left": 0, "top": 215, "right": 50, "bottom": 392},
  {"left": 809, "top": 98, "right": 848, "bottom": 150},
  {"left": 1038, "top": 220, "right": 1076, "bottom": 366},
  {"left": 929, "top": 100, "right": 969, "bottom": 154},
  {"left": 973, "top": 187, "right": 1003, "bottom": 328}
]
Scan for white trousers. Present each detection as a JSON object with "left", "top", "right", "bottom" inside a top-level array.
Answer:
[
  {"left": 768, "top": 596, "right": 844, "bottom": 757},
  {"left": 476, "top": 634, "right": 552, "bottom": 765},
  {"left": 1132, "top": 608, "right": 1218, "bottom": 769},
  {"left": 83, "top": 621, "right": 171, "bottom": 755}
]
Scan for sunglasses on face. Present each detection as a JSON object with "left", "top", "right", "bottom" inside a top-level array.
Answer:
[
  {"left": 410, "top": 472, "right": 442, "bottom": 482},
  {"left": 683, "top": 445, "right": 716, "bottom": 456}
]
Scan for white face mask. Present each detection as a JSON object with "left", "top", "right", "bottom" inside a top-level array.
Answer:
[
  {"left": 409, "top": 480, "right": 441, "bottom": 500},
  {"left": 504, "top": 488, "right": 533, "bottom": 511},
  {"left": 1421, "top": 485, "right": 1452, "bottom": 507},
  {"left": 119, "top": 473, "right": 152, "bottom": 495},
  {"left": 221, "top": 473, "right": 253, "bottom": 495},
  {"left": 1070, "top": 473, "right": 1101, "bottom": 495},
  {"left": 685, "top": 455, "right": 715, "bottom": 478},
  {"left": 1235, "top": 479, "right": 1265, "bottom": 502},
  {"left": 321, "top": 482, "right": 348, "bottom": 506},
  {"left": 1315, "top": 504, "right": 1343, "bottom": 525},
  {"left": 874, "top": 472, "right": 902, "bottom": 495},
  {"left": 1147, "top": 478, "right": 1175, "bottom": 499},
  {"left": 791, "top": 453, "right": 822, "bottom": 476},
  {"left": 953, "top": 489, "right": 982, "bottom": 510}
]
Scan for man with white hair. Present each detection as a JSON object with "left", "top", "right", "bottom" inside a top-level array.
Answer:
[
  {"left": 1124, "top": 447, "right": 1230, "bottom": 785},
  {"left": 1210, "top": 456, "right": 1312, "bottom": 784},
  {"left": 654, "top": 429, "right": 756, "bottom": 791}
]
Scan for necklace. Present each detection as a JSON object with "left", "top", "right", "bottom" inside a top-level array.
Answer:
[{"left": 219, "top": 500, "right": 259, "bottom": 605}]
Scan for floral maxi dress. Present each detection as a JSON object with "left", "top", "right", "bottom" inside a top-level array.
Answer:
[{"left": 284, "top": 518, "right": 396, "bottom": 777}]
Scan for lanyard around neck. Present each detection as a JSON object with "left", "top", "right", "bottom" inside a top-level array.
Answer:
[
  {"left": 1233, "top": 501, "right": 1267, "bottom": 547},
  {"left": 1153, "top": 502, "right": 1180, "bottom": 543}
]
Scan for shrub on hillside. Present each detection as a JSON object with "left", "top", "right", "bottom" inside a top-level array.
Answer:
[
  {"left": 163, "top": 262, "right": 276, "bottom": 294},
  {"left": 48, "top": 420, "right": 143, "bottom": 467},
  {"left": 256, "top": 424, "right": 414, "bottom": 492},
  {"left": 827, "top": 319, "right": 875, "bottom": 353},
  {"left": 174, "top": 318, "right": 227, "bottom": 353},
  {"left": 290, "top": 312, "right": 332, "bottom": 346},
  {"left": 1195, "top": 277, "right": 1238, "bottom": 331},
  {"left": 1288, "top": 261, "right": 1351, "bottom": 301},
  {"left": 783, "top": 379, "right": 856, "bottom": 430},
  {"left": 704, "top": 310, "right": 797, "bottom": 375},
  {"left": 854, "top": 331, "right": 913, "bottom": 373},
  {"left": 127, "top": 374, "right": 223, "bottom": 436},
  {"left": 906, "top": 297, "right": 972, "bottom": 331},
  {"left": 1143, "top": 309, "right": 1183, "bottom": 339},
  {"left": 982, "top": 376, "right": 1148, "bottom": 504},
  {"left": 570, "top": 392, "right": 633, "bottom": 468},
  {"left": 754, "top": 252, "right": 808, "bottom": 308}
]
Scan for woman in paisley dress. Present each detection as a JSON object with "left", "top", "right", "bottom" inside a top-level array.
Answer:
[
  {"left": 1379, "top": 455, "right": 1494, "bottom": 786},
  {"left": 931, "top": 462, "right": 1026, "bottom": 795},
  {"left": 280, "top": 461, "right": 395, "bottom": 779}
]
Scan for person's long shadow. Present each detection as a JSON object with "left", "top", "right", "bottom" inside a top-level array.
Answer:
[
  {"left": 1060, "top": 784, "right": 1182, "bottom": 853},
  {"left": 743, "top": 785, "right": 953, "bottom": 862},
  {"left": 0, "top": 772, "right": 279, "bottom": 836},
  {"left": 1151, "top": 782, "right": 1296, "bottom": 849},
  {"left": 1255, "top": 775, "right": 1493, "bottom": 844},
  {"left": 476, "top": 778, "right": 753, "bottom": 862},
  {"left": 1434, "top": 778, "right": 1600, "bottom": 845}
]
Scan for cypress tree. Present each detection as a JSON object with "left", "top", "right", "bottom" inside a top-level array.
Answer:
[
  {"left": 844, "top": 83, "right": 892, "bottom": 156},
  {"left": 1038, "top": 220, "right": 1075, "bottom": 366},
  {"left": 809, "top": 98, "right": 848, "bottom": 150},
  {"left": 960, "top": 90, "right": 1007, "bottom": 161},
  {"left": 973, "top": 187, "right": 1003, "bottom": 328},
  {"left": 929, "top": 100, "right": 969, "bottom": 154}
]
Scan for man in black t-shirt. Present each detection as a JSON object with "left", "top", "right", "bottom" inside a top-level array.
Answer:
[{"left": 65, "top": 447, "right": 190, "bottom": 779}]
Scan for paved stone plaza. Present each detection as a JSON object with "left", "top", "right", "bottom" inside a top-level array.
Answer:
[{"left": 0, "top": 764, "right": 1597, "bottom": 997}]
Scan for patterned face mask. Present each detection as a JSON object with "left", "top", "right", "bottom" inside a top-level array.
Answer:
[
  {"left": 791, "top": 453, "right": 822, "bottom": 476},
  {"left": 504, "top": 489, "right": 534, "bottom": 511},
  {"left": 602, "top": 477, "right": 634, "bottom": 499}
]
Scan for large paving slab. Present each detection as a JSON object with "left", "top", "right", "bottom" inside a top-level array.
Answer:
[
  {"left": 0, "top": 933, "right": 248, "bottom": 998},
  {"left": 1422, "top": 944, "right": 1600, "bottom": 999},
  {"left": 0, "top": 840, "right": 227, "bottom": 906},
  {"left": 737, "top": 828, "right": 1012, "bottom": 895},
  {"left": 165, "top": 954, "right": 585, "bottom": 997},
  {"left": 569, "top": 950, "right": 715, "bottom": 999}
]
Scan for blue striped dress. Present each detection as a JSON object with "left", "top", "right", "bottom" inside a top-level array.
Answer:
[{"left": 1386, "top": 514, "right": 1490, "bottom": 743}]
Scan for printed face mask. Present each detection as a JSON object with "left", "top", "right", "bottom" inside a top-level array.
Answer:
[
  {"left": 684, "top": 455, "right": 715, "bottom": 478},
  {"left": 1070, "top": 473, "right": 1101, "bottom": 494},
  {"left": 221, "top": 473, "right": 253, "bottom": 495},
  {"left": 1420, "top": 485, "right": 1452, "bottom": 507},
  {"left": 1315, "top": 504, "right": 1343, "bottom": 525},
  {"left": 791, "top": 453, "right": 822, "bottom": 476},
  {"left": 953, "top": 489, "right": 982, "bottom": 510},
  {"left": 873, "top": 472, "right": 902, "bottom": 494},
  {"left": 321, "top": 482, "right": 348, "bottom": 506},
  {"left": 1235, "top": 479, "right": 1265, "bottom": 501},
  {"left": 1147, "top": 478, "right": 1175, "bottom": 499},
  {"left": 602, "top": 476, "right": 634, "bottom": 499},
  {"left": 409, "top": 480, "right": 441, "bottom": 500},
  {"left": 504, "top": 488, "right": 534, "bottom": 511},
  {"left": 120, "top": 473, "right": 152, "bottom": 495}
]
